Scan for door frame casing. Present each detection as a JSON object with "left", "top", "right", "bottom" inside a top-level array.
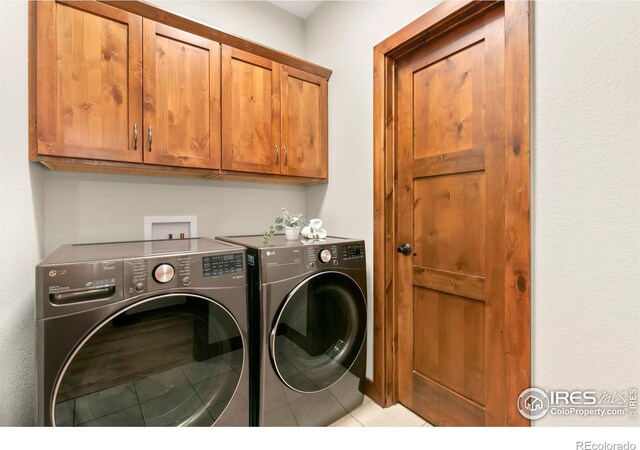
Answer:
[{"left": 369, "top": 0, "right": 531, "bottom": 426}]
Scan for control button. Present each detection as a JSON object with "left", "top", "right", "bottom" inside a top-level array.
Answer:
[
  {"left": 333, "top": 259, "right": 339, "bottom": 266},
  {"left": 153, "top": 263, "right": 175, "bottom": 283},
  {"left": 309, "top": 262, "right": 316, "bottom": 270},
  {"left": 134, "top": 283, "right": 145, "bottom": 292},
  {"left": 182, "top": 276, "right": 191, "bottom": 286},
  {"left": 319, "top": 249, "right": 332, "bottom": 263}
]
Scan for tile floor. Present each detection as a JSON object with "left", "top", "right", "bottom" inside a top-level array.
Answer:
[{"left": 330, "top": 396, "right": 433, "bottom": 427}]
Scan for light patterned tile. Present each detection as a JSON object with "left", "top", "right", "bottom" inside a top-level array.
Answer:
[
  {"left": 422, "top": 421, "right": 434, "bottom": 427},
  {"left": 329, "top": 414, "right": 363, "bottom": 427},
  {"left": 363, "top": 395, "right": 373, "bottom": 405},
  {"left": 350, "top": 401, "right": 426, "bottom": 427}
]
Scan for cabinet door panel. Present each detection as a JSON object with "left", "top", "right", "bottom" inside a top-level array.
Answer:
[
  {"left": 281, "top": 66, "right": 327, "bottom": 179},
  {"left": 143, "top": 21, "right": 220, "bottom": 169},
  {"left": 222, "top": 46, "right": 281, "bottom": 174},
  {"left": 36, "top": 0, "right": 142, "bottom": 162}
]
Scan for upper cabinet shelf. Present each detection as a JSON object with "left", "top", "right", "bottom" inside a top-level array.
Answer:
[{"left": 30, "top": 0, "right": 330, "bottom": 185}]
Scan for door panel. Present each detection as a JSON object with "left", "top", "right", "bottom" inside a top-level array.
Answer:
[
  {"left": 281, "top": 66, "right": 328, "bottom": 178},
  {"left": 36, "top": 1, "right": 142, "bottom": 162},
  {"left": 413, "top": 288, "right": 485, "bottom": 405},
  {"left": 221, "top": 46, "right": 281, "bottom": 174},
  {"left": 413, "top": 173, "right": 486, "bottom": 277},
  {"left": 396, "top": 6, "right": 505, "bottom": 426},
  {"left": 143, "top": 21, "right": 220, "bottom": 169}
]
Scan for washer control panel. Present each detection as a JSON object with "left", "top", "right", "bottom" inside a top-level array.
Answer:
[
  {"left": 124, "top": 251, "right": 245, "bottom": 297},
  {"left": 202, "top": 253, "right": 243, "bottom": 277},
  {"left": 306, "top": 245, "right": 339, "bottom": 270},
  {"left": 342, "top": 243, "right": 365, "bottom": 260}
]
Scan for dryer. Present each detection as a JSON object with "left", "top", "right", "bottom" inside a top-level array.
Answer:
[
  {"left": 218, "top": 235, "right": 367, "bottom": 427},
  {"left": 36, "top": 238, "right": 249, "bottom": 427}
]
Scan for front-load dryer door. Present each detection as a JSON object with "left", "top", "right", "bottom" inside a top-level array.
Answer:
[
  {"left": 52, "top": 294, "right": 245, "bottom": 426},
  {"left": 270, "top": 272, "right": 367, "bottom": 393}
]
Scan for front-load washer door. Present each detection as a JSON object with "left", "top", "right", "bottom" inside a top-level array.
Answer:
[
  {"left": 52, "top": 294, "right": 244, "bottom": 426},
  {"left": 270, "top": 271, "right": 366, "bottom": 393}
]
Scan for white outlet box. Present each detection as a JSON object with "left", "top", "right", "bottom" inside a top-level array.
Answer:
[{"left": 144, "top": 216, "right": 197, "bottom": 241}]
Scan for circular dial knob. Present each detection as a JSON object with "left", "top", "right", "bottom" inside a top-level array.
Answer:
[
  {"left": 318, "top": 249, "right": 332, "bottom": 263},
  {"left": 153, "top": 263, "right": 175, "bottom": 283}
]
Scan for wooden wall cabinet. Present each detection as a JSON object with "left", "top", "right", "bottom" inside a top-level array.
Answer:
[
  {"left": 221, "top": 46, "right": 328, "bottom": 181},
  {"left": 35, "top": 1, "right": 143, "bottom": 163},
  {"left": 280, "top": 66, "right": 328, "bottom": 179},
  {"left": 143, "top": 20, "right": 220, "bottom": 169},
  {"left": 30, "top": 0, "right": 331, "bottom": 184}
]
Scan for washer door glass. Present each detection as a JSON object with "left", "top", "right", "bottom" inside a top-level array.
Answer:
[
  {"left": 271, "top": 272, "right": 366, "bottom": 393},
  {"left": 53, "top": 294, "right": 244, "bottom": 427}
]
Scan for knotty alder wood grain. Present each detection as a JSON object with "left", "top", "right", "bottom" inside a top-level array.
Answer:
[
  {"left": 36, "top": 0, "right": 142, "bottom": 162},
  {"left": 143, "top": 20, "right": 220, "bottom": 169},
  {"left": 221, "top": 46, "right": 281, "bottom": 175},
  {"left": 395, "top": 6, "right": 507, "bottom": 426},
  {"left": 281, "top": 67, "right": 328, "bottom": 178},
  {"left": 371, "top": 0, "right": 530, "bottom": 426},
  {"left": 31, "top": 0, "right": 331, "bottom": 184},
  {"left": 503, "top": 0, "right": 532, "bottom": 426}
]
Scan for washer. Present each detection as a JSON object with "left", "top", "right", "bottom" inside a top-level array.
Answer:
[
  {"left": 217, "top": 235, "right": 367, "bottom": 427},
  {"left": 36, "top": 238, "right": 249, "bottom": 427}
]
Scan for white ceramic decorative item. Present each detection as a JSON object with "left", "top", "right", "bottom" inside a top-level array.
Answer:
[
  {"left": 284, "top": 226, "right": 301, "bottom": 240},
  {"left": 301, "top": 219, "right": 327, "bottom": 240}
]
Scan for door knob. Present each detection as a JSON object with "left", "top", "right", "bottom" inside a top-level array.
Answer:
[{"left": 397, "top": 243, "right": 416, "bottom": 256}]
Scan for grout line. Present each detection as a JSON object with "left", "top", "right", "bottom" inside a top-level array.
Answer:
[{"left": 351, "top": 413, "right": 365, "bottom": 427}]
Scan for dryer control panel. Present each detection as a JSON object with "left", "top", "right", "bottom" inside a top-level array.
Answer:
[{"left": 303, "top": 241, "right": 366, "bottom": 272}]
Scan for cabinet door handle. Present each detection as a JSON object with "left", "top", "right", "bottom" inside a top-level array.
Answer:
[
  {"left": 274, "top": 145, "right": 279, "bottom": 165},
  {"left": 283, "top": 146, "right": 288, "bottom": 166},
  {"left": 148, "top": 126, "right": 152, "bottom": 152},
  {"left": 133, "top": 124, "right": 138, "bottom": 150}
]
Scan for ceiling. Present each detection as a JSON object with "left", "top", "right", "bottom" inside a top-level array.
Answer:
[{"left": 268, "top": 1, "right": 324, "bottom": 19}]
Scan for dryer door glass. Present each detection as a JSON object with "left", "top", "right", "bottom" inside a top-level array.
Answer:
[
  {"left": 270, "top": 272, "right": 366, "bottom": 393},
  {"left": 52, "top": 294, "right": 244, "bottom": 426}
]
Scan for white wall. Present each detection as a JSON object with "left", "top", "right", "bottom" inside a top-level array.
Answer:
[
  {"left": 44, "top": 174, "right": 304, "bottom": 253},
  {"left": 43, "top": 0, "right": 307, "bottom": 253},
  {"left": 148, "top": 0, "right": 305, "bottom": 54},
  {"left": 305, "top": 0, "right": 640, "bottom": 426},
  {"left": 532, "top": 1, "right": 639, "bottom": 426},
  {"left": 0, "top": 1, "right": 45, "bottom": 426}
]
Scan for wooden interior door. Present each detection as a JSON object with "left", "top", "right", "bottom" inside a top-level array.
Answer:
[
  {"left": 396, "top": 6, "right": 507, "bottom": 426},
  {"left": 280, "top": 66, "right": 328, "bottom": 179},
  {"left": 36, "top": 0, "right": 142, "bottom": 162},
  {"left": 143, "top": 20, "right": 220, "bottom": 169},
  {"left": 221, "top": 46, "right": 281, "bottom": 174}
]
